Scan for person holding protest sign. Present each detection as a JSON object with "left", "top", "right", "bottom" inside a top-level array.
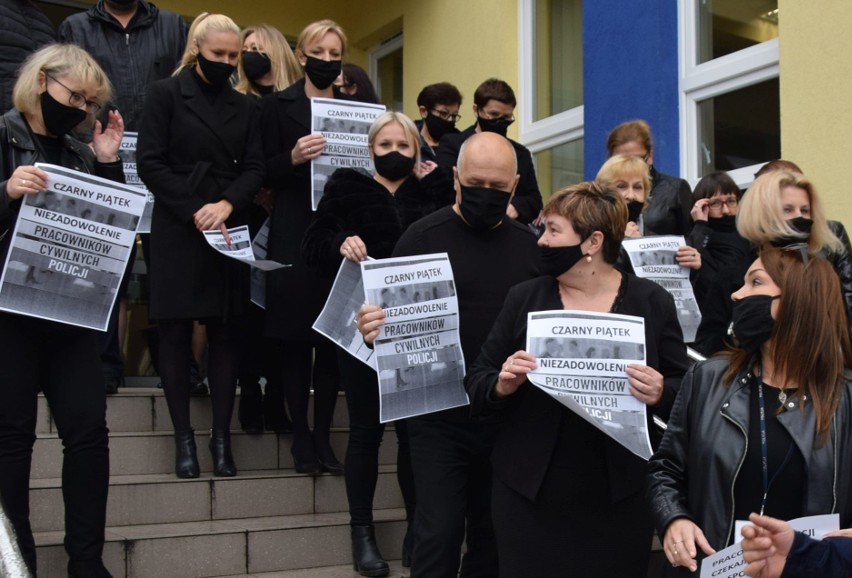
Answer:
[
  {"left": 0, "top": 42, "right": 124, "bottom": 578},
  {"left": 302, "top": 110, "right": 437, "bottom": 576},
  {"left": 647, "top": 246, "right": 852, "bottom": 577},
  {"left": 464, "top": 182, "right": 689, "bottom": 577},
  {"left": 259, "top": 19, "right": 346, "bottom": 476},
  {"left": 137, "top": 13, "right": 265, "bottom": 479}
]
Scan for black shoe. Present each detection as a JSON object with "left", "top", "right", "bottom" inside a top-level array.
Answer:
[
  {"left": 210, "top": 429, "right": 237, "bottom": 477},
  {"left": 174, "top": 430, "right": 199, "bottom": 479},
  {"left": 401, "top": 523, "right": 413, "bottom": 568},
  {"left": 314, "top": 437, "right": 344, "bottom": 475},
  {"left": 68, "top": 557, "right": 113, "bottom": 577},
  {"left": 189, "top": 380, "right": 209, "bottom": 397},
  {"left": 239, "top": 381, "right": 264, "bottom": 434},
  {"left": 351, "top": 525, "right": 389, "bottom": 577},
  {"left": 104, "top": 375, "right": 122, "bottom": 395},
  {"left": 291, "top": 440, "right": 321, "bottom": 474}
]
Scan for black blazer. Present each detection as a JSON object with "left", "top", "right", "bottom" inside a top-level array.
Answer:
[
  {"left": 436, "top": 125, "right": 543, "bottom": 225},
  {"left": 259, "top": 79, "right": 335, "bottom": 341},
  {"left": 137, "top": 67, "right": 264, "bottom": 320}
]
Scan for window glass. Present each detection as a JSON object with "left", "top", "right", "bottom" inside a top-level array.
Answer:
[
  {"left": 534, "top": 0, "right": 583, "bottom": 121},
  {"left": 376, "top": 47, "right": 403, "bottom": 112},
  {"left": 697, "top": 0, "right": 778, "bottom": 63},
  {"left": 534, "top": 138, "right": 584, "bottom": 200}
]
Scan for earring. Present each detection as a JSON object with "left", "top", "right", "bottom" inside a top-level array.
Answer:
[{"left": 585, "top": 255, "right": 592, "bottom": 263}]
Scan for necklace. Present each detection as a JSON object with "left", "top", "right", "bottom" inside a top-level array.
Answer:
[{"left": 757, "top": 366, "right": 797, "bottom": 404}]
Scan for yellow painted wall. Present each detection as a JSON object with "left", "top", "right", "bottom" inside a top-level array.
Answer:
[
  {"left": 779, "top": 0, "right": 852, "bottom": 225},
  {"left": 75, "top": 0, "right": 520, "bottom": 137}
]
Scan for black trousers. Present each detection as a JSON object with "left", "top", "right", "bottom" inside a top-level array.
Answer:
[
  {"left": 407, "top": 417, "right": 498, "bottom": 578},
  {"left": 337, "top": 350, "right": 415, "bottom": 526},
  {"left": 0, "top": 313, "right": 109, "bottom": 574}
]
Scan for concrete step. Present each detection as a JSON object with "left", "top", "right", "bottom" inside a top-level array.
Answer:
[
  {"left": 31, "top": 427, "right": 401, "bottom": 479},
  {"left": 35, "top": 509, "right": 408, "bottom": 578},
  {"left": 36, "top": 388, "right": 350, "bottom": 434},
  {"left": 30, "top": 466, "right": 404, "bottom": 532},
  {"left": 220, "top": 561, "right": 411, "bottom": 577}
]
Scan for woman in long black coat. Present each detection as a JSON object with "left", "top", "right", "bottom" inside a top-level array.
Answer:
[
  {"left": 259, "top": 19, "right": 347, "bottom": 474},
  {"left": 137, "top": 12, "right": 265, "bottom": 479}
]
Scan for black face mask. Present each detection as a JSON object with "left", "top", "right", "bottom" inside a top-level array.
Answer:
[
  {"left": 424, "top": 113, "right": 456, "bottom": 143},
  {"left": 731, "top": 294, "right": 780, "bottom": 353},
  {"left": 477, "top": 115, "right": 514, "bottom": 137},
  {"left": 540, "top": 244, "right": 586, "bottom": 277},
  {"left": 458, "top": 184, "right": 511, "bottom": 231},
  {"left": 105, "top": 0, "right": 136, "bottom": 9},
  {"left": 708, "top": 214, "right": 737, "bottom": 233},
  {"left": 771, "top": 217, "right": 814, "bottom": 247},
  {"left": 374, "top": 151, "right": 416, "bottom": 182},
  {"left": 197, "top": 53, "right": 235, "bottom": 88},
  {"left": 304, "top": 56, "right": 341, "bottom": 90},
  {"left": 242, "top": 51, "right": 271, "bottom": 82},
  {"left": 40, "top": 90, "right": 87, "bottom": 137},
  {"left": 627, "top": 200, "right": 644, "bottom": 223}
]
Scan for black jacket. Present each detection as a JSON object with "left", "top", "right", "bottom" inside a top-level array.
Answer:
[
  {"left": 647, "top": 358, "right": 852, "bottom": 577},
  {"left": 0, "top": 0, "right": 55, "bottom": 114},
  {"left": 137, "top": 68, "right": 264, "bottom": 320},
  {"left": 58, "top": 0, "right": 187, "bottom": 131},
  {"left": 0, "top": 108, "right": 124, "bottom": 244},
  {"left": 301, "top": 168, "right": 438, "bottom": 278},
  {"left": 644, "top": 166, "right": 693, "bottom": 236},
  {"left": 436, "top": 125, "right": 543, "bottom": 225}
]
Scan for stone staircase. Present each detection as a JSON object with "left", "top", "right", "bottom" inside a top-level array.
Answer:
[{"left": 31, "top": 389, "right": 409, "bottom": 577}]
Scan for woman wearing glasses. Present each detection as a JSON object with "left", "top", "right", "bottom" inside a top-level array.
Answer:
[
  {"left": 648, "top": 246, "right": 852, "bottom": 577},
  {"left": 0, "top": 43, "right": 124, "bottom": 577},
  {"left": 687, "top": 171, "right": 751, "bottom": 311}
]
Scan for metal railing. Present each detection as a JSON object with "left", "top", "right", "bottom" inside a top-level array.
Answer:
[{"left": 653, "top": 346, "right": 706, "bottom": 433}]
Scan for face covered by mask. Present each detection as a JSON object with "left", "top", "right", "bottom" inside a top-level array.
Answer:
[
  {"left": 731, "top": 294, "right": 780, "bottom": 353},
  {"left": 40, "top": 90, "right": 87, "bottom": 138},
  {"left": 242, "top": 51, "right": 272, "bottom": 82},
  {"left": 197, "top": 52, "right": 236, "bottom": 88},
  {"left": 424, "top": 113, "right": 456, "bottom": 143},
  {"left": 105, "top": 0, "right": 136, "bottom": 9},
  {"left": 708, "top": 214, "right": 737, "bottom": 233},
  {"left": 771, "top": 217, "right": 814, "bottom": 248},
  {"left": 540, "top": 243, "right": 586, "bottom": 278},
  {"left": 304, "top": 56, "right": 342, "bottom": 90},
  {"left": 457, "top": 183, "right": 511, "bottom": 231},
  {"left": 477, "top": 115, "right": 515, "bottom": 137},
  {"left": 373, "top": 151, "right": 416, "bottom": 182},
  {"left": 627, "top": 200, "right": 644, "bottom": 223}
]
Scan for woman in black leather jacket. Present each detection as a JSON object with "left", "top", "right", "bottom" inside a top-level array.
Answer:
[
  {"left": 0, "top": 43, "right": 124, "bottom": 578},
  {"left": 648, "top": 247, "right": 852, "bottom": 577}
]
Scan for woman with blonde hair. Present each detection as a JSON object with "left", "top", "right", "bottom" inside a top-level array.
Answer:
[
  {"left": 236, "top": 24, "right": 301, "bottom": 97},
  {"left": 138, "top": 12, "right": 265, "bottom": 479},
  {"left": 0, "top": 42, "right": 124, "bottom": 577},
  {"left": 302, "top": 110, "right": 436, "bottom": 576},
  {"left": 260, "top": 19, "right": 347, "bottom": 480}
]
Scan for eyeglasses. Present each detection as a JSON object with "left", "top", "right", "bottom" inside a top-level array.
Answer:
[
  {"left": 45, "top": 73, "right": 101, "bottom": 114},
  {"left": 707, "top": 197, "right": 739, "bottom": 210},
  {"left": 478, "top": 112, "right": 515, "bottom": 123},
  {"left": 431, "top": 108, "right": 461, "bottom": 122}
]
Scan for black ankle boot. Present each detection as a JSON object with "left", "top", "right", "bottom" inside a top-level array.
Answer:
[
  {"left": 351, "top": 525, "right": 389, "bottom": 577},
  {"left": 238, "top": 379, "right": 264, "bottom": 434},
  {"left": 68, "top": 557, "right": 113, "bottom": 577},
  {"left": 314, "top": 434, "right": 344, "bottom": 475},
  {"left": 209, "top": 429, "right": 237, "bottom": 477},
  {"left": 174, "top": 429, "right": 199, "bottom": 479}
]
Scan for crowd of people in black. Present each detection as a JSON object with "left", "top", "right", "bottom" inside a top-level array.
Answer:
[{"left": 2, "top": 2, "right": 852, "bottom": 578}]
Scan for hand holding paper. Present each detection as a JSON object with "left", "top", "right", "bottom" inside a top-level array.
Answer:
[
  {"left": 494, "top": 350, "right": 536, "bottom": 399},
  {"left": 626, "top": 363, "right": 664, "bottom": 405},
  {"left": 356, "top": 304, "right": 385, "bottom": 345},
  {"left": 194, "top": 199, "right": 233, "bottom": 233}
]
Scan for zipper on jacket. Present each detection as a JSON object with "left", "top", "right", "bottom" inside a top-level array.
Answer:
[
  {"left": 721, "top": 409, "right": 748, "bottom": 546},
  {"left": 126, "top": 33, "right": 129, "bottom": 46}
]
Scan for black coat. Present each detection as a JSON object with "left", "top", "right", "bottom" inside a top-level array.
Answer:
[
  {"left": 0, "top": 0, "right": 55, "bottom": 114},
  {"left": 436, "top": 125, "right": 543, "bottom": 225},
  {"left": 647, "top": 358, "right": 852, "bottom": 577},
  {"left": 137, "top": 68, "right": 265, "bottom": 321},
  {"left": 643, "top": 166, "right": 693, "bottom": 236},
  {"left": 58, "top": 0, "right": 188, "bottom": 131},
  {"left": 259, "top": 79, "right": 333, "bottom": 341},
  {"left": 301, "top": 168, "right": 437, "bottom": 278}
]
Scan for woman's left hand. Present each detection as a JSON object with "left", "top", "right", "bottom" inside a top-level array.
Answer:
[
  {"left": 340, "top": 235, "right": 367, "bottom": 262},
  {"left": 92, "top": 109, "right": 125, "bottom": 163},
  {"left": 194, "top": 199, "right": 233, "bottom": 234},
  {"left": 414, "top": 160, "right": 437, "bottom": 179},
  {"left": 627, "top": 363, "right": 664, "bottom": 406},
  {"left": 676, "top": 245, "right": 701, "bottom": 270}
]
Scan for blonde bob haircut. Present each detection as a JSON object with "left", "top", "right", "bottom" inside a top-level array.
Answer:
[
  {"left": 235, "top": 24, "right": 302, "bottom": 96},
  {"left": 13, "top": 43, "right": 112, "bottom": 116},
  {"left": 368, "top": 112, "right": 422, "bottom": 165},
  {"left": 296, "top": 19, "right": 347, "bottom": 59},
  {"left": 175, "top": 13, "right": 241, "bottom": 74},
  {"left": 595, "top": 154, "right": 652, "bottom": 210},
  {"left": 737, "top": 171, "right": 841, "bottom": 253}
]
